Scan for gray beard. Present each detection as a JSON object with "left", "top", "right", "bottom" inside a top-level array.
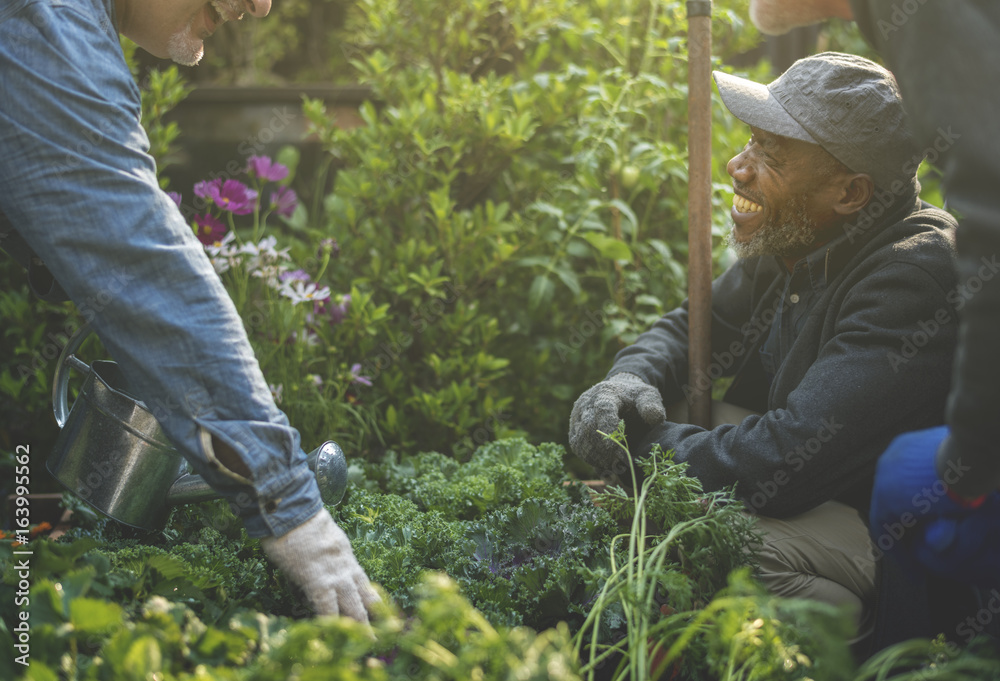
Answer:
[
  {"left": 167, "top": 21, "right": 205, "bottom": 66},
  {"left": 725, "top": 195, "right": 818, "bottom": 260}
]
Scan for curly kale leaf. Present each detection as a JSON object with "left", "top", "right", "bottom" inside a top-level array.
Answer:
[{"left": 366, "top": 438, "right": 571, "bottom": 520}]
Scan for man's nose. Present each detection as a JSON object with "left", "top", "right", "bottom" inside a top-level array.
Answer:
[
  {"left": 243, "top": 0, "right": 270, "bottom": 18},
  {"left": 726, "top": 150, "right": 752, "bottom": 182}
]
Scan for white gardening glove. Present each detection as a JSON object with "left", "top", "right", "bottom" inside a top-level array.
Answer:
[{"left": 261, "top": 508, "right": 380, "bottom": 621}]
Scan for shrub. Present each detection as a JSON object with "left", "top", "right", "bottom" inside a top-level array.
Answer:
[{"left": 296, "top": 0, "right": 763, "bottom": 457}]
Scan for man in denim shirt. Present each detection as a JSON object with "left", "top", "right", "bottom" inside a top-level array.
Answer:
[
  {"left": 0, "top": 0, "right": 378, "bottom": 620},
  {"left": 569, "top": 53, "right": 958, "bottom": 640}
]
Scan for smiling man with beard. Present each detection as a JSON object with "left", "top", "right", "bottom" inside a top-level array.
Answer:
[
  {"left": 569, "top": 53, "right": 958, "bottom": 642},
  {"left": 0, "top": 0, "right": 379, "bottom": 622}
]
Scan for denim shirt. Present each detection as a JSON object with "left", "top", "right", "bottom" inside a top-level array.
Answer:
[
  {"left": 0, "top": 0, "right": 322, "bottom": 537},
  {"left": 759, "top": 232, "right": 852, "bottom": 383}
]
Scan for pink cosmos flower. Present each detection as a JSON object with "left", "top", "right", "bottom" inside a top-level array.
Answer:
[
  {"left": 280, "top": 269, "right": 311, "bottom": 283},
  {"left": 167, "top": 191, "right": 182, "bottom": 207},
  {"left": 194, "top": 178, "right": 222, "bottom": 200},
  {"left": 349, "top": 363, "right": 373, "bottom": 387},
  {"left": 270, "top": 186, "right": 298, "bottom": 218},
  {"left": 313, "top": 293, "right": 351, "bottom": 325},
  {"left": 194, "top": 213, "right": 227, "bottom": 246},
  {"left": 246, "top": 156, "right": 290, "bottom": 182},
  {"left": 200, "top": 179, "right": 258, "bottom": 215}
]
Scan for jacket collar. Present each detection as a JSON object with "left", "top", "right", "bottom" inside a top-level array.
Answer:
[{"left": 779, "top": 187, "right": 922, "bottom": 286}]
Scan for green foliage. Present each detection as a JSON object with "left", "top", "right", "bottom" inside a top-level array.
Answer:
[
  {"left": 0, "top": 439, "right": 616, "bottom": 680},
  {"left": 855, "top": 635, "right": 1000, "bottom": 681},
  {"left": 575, "top": 424, "right": 771, "bottom": 681},
  {"left": 188, "top": 0, "right": 353, "bottom": 85},
  {"left": 366, "top": 438, "right": 568, "bottom": 518},
  {"left": 4, "top": 438, "right": 998, "bottom": 679},
  {"left": 656, "top": 569, "right": 857, "bottom": 681},
  {"left": 293, "top": 0, "right": 764, "bottom": 456},
  {"left": 0, "top": 539, "right": 583, "bottom": 681},
  {"left": 337, "top": 438, "right": 619, "bottom": 630},
  {"left": 0, "top": 278, "right": 75, "bottom": 460}
]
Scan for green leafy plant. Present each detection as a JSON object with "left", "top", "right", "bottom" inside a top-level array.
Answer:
[
  {"left": 291, "top": 0, "right": 765, "bottom": 458},
  {"left": 338, "top": 438, "right": 619, "bottom": 630},
  {"left": 169, "top": 153, "right": 388, "bottom": 454},
  {"left": 6, "top": 437, "right": 999, "bottom": 680},
  {"left": 855, "top": 635, "right": 1000, "bottom": 681},
  {"left": 0, "top": 539, "right": 584, "bottom": 681},
  {"left": 574, "top": 422, "right": 765, "bottom": 681}
]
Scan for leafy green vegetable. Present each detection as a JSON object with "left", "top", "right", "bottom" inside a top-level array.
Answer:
[
  {"left": 2, "top": 540, "right": 583, "bottom": 681},
  {"left": 5, "top": 436, "right": 997, "bottom": 680}
]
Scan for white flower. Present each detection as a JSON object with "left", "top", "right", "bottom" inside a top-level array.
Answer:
[
  {"left": 210, "top": 257, "right": 231, "bottom": 275},
  {"left": 279, "top": 279, "right": 331, "bottom": 305},
  {"left": 237, "top": 237, "right": 291, "bottom": 288},
  {"left": 240, "top": 235, "right": 275, "bottom": 257},
  {"left": 269, "top": 383, "right": 284, "bottom": 404},
  {"left": 205, "top": 232, "right": 238, "bottom": 274},
  {"left": 289, "top": 330, "right": 321, "bottom": 347}
]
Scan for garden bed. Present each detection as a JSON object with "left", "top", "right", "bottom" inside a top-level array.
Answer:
[{"left": 8, "top": 435, "right": 994, "bottom": 681}]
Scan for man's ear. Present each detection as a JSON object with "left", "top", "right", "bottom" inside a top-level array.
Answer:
[{"left": 833, "top": 173, "right": 874, "bottom": 215}]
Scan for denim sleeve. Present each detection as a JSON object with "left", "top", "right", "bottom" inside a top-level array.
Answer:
[{"left": 0, "top": 0, "right": 322, "bottom": 537}]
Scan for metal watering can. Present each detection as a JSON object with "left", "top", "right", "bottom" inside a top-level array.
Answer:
[{"left": 46, "top": 322, "right": 349, "bottom": 531}]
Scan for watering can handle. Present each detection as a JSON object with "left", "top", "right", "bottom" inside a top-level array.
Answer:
[{"left": 53, "top": 321, "right": 94, "bottom": 429}]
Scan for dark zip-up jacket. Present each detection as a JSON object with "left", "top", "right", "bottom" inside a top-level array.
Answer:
[{"left": 609, "top": 195, "right": 958, "bottom": 518}]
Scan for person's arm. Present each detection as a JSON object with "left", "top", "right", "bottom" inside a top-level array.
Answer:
[
  {"left": 608, "top": 255, "right": 780, "bottom": 402},
  {"left": 634, "top": 257, "right": 957, "bottom": 518},
  {"left": 847, "top": 0, "right": 1000, "bottom": 497},
  {"left": 0, "top": 0, "right": 378, "bottom": 620},
  {"left": 749, "top": 0, "right": 854, "bottom": 36},
  {"left": 568, "top": 257, "right": 777, "bottom": 477}
]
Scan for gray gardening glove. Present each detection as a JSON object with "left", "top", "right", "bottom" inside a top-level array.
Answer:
[
  {"left": 568, "top": 372, "right": 667, "bottom": 479},
  {"left": 261, "top": 508, "right": 380, "bottom": 622}
]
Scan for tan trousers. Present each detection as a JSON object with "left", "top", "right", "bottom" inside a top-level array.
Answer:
[{"left": 665, "top": 400, "right": 877, "bottom": 639}]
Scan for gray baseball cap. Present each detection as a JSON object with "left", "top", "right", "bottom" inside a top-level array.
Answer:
[{"left": 713, "top": 52, "right": 920, "bottom": 191}]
